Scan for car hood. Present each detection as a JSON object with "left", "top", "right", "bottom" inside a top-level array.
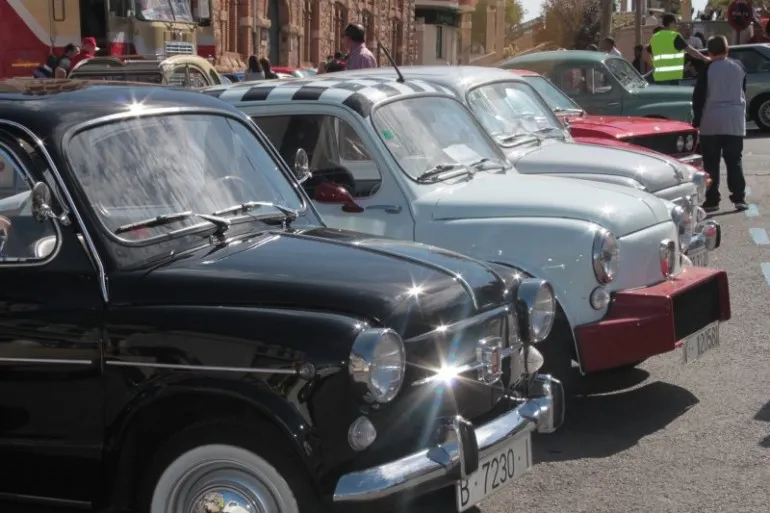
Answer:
[
  {"left": 114, "top": 227, "right": 510, "bottom": 339},
  {"left": 428, "top": 172, "right": 670, "bottom": 235},
  {"left": 508, "top": 139, "right": 685, "bottom": 192},
  {"left": 568, "top": 114, "right": 694, "bottom": 138}
]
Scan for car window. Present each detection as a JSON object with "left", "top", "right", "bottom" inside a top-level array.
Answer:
[
  {"left": 253, "top": 114, "right": 382, "bottom": 198},
  {"left": 0, "top": 145, "right": 57, "bottom": 261},
  {"left": 604, "top": 58, "right": 647, "bottom": 89},
  {"left": 560, "top": 67, "right": 614, "bottom": 95},
  {"left": 730, "top": 49, "right": 770, "bottom": 73}
]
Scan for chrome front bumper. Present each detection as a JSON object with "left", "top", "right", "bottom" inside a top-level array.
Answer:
[{"left": 332, "top": 374, "right": 564, "bottom": 507}]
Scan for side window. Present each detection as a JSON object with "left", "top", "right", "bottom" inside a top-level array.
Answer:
[
  {"left": 730, "top": 49, "right": 769, "bottom": 73},
  {"left": 252, "top": 114, "right": 382, "bottom": 198},
  {"left": 168, "top": 65, "right": 188, "bottom": 86},
  {"left": 587, "top": 67, "right": 613, "bottom": 94},
  {"left": 560, "top": 67, "right": 613, "bottom": 95},
  {"left": 560, "top": 67, "right": 587, "bottom": 94},
  {"left": 187, "top": 66, "right": 210, "bottom": 87},
  {"left": 0, "top": 145, "right": 57, "bottom": 262}
]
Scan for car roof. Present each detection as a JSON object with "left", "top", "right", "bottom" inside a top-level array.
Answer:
[
  {"left": 329, "top": 66, "right": 528, "bottom": 93},
  {"left": 0, "top": 78, "right": 243, "bottom": 143},
  {"left": 204, "top": 75, "right": 455, "bottom": 117},
  {"left": 501, "top": 50, "right": 612, "bottom": 67}
]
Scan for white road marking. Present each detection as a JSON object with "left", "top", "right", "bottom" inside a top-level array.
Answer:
[
  {"left": 750, "top": 228, "right": 769, "bottom": 245},
  {"left": 761, "top": 263, "right": 770, "bottom": 285},
  {"left": 745, "top": 204, "right": 760, "bottom": 218}
]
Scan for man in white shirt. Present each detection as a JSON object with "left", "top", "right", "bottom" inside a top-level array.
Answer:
[
  {"left": 681, "top": 25, "right": 704, "bottom": 49},
  {"left": 645, "top": 10, "right": 659, "bottom": 25},
  {"left": 600, "top": 37, "right": 623, "bottom": 56}
]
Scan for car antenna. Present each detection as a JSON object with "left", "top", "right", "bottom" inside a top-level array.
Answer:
[{"left": 351, "top": 5, "right": 404, "bottom": 83}]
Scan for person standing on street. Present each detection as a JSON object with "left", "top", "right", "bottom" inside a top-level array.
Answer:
[
  {"left": 647, "top": 13, "right": 710, "bottom": 84},
  {"left": 53, "top": 43, "right": 80, "bottom": 78},
  {"left": 693, "top": 35, "right": 748, "bottom": 213},
  {"left": 600, "top": 37, "right": 622, "bottom": 56},
  {"left": 68, "top": 37, "right": 99, "bottom": 71},
  {"left": 341, "top": 23, "right": 377, "bottom": 70}
]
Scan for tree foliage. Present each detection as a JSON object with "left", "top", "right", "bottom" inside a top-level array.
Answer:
[
  {"left": 535, "top": 0, "right": 601, "bottom": 49},
  {"left": 471, "top": 0, "right": 526, "bottom": 45}
]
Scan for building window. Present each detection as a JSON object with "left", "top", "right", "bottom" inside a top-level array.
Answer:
[
  {"left": 228, "top": 0, "right": 238, "bottom": 53},
  {"left": 333, "top": 2, "right": 347, "bottom": 52},
  {"left": 436, "top": 25, "right": 444, "bottom": 59}
]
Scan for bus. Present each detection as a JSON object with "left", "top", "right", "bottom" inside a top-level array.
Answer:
[{"left": 0, "top": 0, "right": 199, "bottom": 78}]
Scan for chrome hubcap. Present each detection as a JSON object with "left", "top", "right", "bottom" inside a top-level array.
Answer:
[
  {"left": 171, "top": 460, "right": 285, "bottom": 513},
  {"left": 759, "top": 100, "right": 770, "bottom": 126}
]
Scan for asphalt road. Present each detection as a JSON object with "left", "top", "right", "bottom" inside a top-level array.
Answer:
[
  {"left": 26, "top": 132, "right": 770, "bottom": 513},
  {"left": 424, "top": 129, "right": 770, "bottom": 513}
]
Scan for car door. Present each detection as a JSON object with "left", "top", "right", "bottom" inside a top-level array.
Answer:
[
  {"left": 249, "top": 106, "right": 415, "bottom": 241},
  {"left": 0, "top": 133, "right": 104, "bottom": 507},
  {"left": 728, "top": 47, "right": 770, "bottom": 114}
]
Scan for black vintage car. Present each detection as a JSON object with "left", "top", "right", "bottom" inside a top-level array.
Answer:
[{"left": 0, "top": 79, "right": 563, "bottom": 513}]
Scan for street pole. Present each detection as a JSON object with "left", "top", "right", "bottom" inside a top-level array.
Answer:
[
  {"left": 635, "top": 0, "right": 643, "bottom": 45},
  {"left": 600, "top": 0, "right": 613, "bottom": 39}
]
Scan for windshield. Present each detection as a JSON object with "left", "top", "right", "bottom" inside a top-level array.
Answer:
[
  {"left": 67, "top": 113, "right": 303, "bottom": 242},
  {"left": 372, "top": 97, "right": 509, "bottom": 181},
  {"left": 520, "top": 75, "right": 583, "bottom": 113},
  {"left": 138, "top": 0, "right": 194, "bottom": 22},
  {"left": 466, "top": 81, "right": 565, "bottom": 143},
  {"left": 605, "top": 58, "right": 647, "bottom": 90}
]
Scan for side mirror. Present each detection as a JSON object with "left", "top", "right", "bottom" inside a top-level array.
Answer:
[
  {"left": 313, "top": 181, "right": 364, "bottom": 213},
  {"left": 31, "top": 182, "right": 54, "bottom": 223},
  {"left": 293, "top": 148, "right": 312, "bottom": 184}
]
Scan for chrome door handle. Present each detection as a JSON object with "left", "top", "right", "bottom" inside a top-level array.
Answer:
[
  {"left": 366, "top": 205, "right": 402, "bottom": 214},
  {"left": 606, "top": 102, "right": 620, "bottom": 106}
]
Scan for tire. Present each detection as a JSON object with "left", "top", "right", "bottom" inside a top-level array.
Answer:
[
  {"left": 537, "top": 309, "right": 576, "bottom": 386},
  {"left": 751, "top": 94, "right": 770, "bottom": 132},
  {"left": 138, "top": 420, "right": 324, "bottom": 513}
]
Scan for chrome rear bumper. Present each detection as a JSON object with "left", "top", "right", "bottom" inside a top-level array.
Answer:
[{"left": 332, "top": 374, "right": 563, "bottom": 507}]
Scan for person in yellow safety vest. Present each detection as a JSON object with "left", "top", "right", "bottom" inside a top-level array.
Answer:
[{"left": 645, "top": 13, "right": 711, "bottom": 84}]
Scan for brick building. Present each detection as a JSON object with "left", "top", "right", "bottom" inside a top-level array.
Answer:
[{"left": 196, "top": 0, "right": 417, "bottom": 71}]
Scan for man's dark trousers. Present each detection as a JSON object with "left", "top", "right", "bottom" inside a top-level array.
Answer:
[{"left": 701, "top": 134, "right": 746, "bottom": 205}]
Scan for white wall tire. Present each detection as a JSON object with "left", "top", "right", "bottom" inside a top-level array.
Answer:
[{"left": 150, "top": 444, "right": 300, "bottom": 513}]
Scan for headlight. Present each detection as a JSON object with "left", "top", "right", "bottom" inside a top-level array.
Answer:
[
  {"left": 685, "top": 134, "right": 695, "bottom": 151},
  {"left": 592, "top": 228, "right": 619, "bottom": 284},
  {"left": 692, "top": 171, "right": 708, "bottom": 204},
  {"left": 671, "top": 199, "right": 694, "bottom": 252},
  {"left": 349, "top": 328, "right": 406, "bottom": 404},
  {"left": 676, "top": 135, "right": 685, "bottom": 152},
  {"left": 515, "top": 278, "right": 555, "bottom": 343}
]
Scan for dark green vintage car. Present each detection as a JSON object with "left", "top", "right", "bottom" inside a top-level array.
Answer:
[{"left": 501, "top": 50, "right": 695, "bottom": 123}]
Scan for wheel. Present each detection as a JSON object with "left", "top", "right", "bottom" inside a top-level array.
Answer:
[
  {"left": 751, "top": 94, "right": 770, "bottom": 132},
  {"left": 139, "top": 420, "right": 324, "bottom": 513},
  {"left": 537, "top": 307, "right": 576, "bottom": 386}
]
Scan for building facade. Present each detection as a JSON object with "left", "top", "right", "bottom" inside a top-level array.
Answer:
[{"left": 195, "top": 0, "right": 417, "bottom": 71}]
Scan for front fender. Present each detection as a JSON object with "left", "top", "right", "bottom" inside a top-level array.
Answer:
[
  {"left": 548, "top": 172, "right": 647, "bottom": 191},
  {"left": 417, "top": 217, "right": 606, "bottom": 332},
  {"left": 634, "top": 102, "right": 693, "bottom": 123}
]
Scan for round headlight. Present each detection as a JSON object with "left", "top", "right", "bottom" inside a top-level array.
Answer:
[
  {"left": 685, "top": 134, "right": 695, "bottom": 151},
  {"left": 692, "top": 171, "right": 708, "bottom": 204},
  {"left": 515, "top": 279, "right": 556, "bottom": 343},
  {"left": 676, "top": 135, "right": 685, "bottom": 152},
  {"left": 592, "top": 228, "right": 619, "bottom": 284},
  {"left": 349, "top": 329, "right": 406, "bottom": 404}
]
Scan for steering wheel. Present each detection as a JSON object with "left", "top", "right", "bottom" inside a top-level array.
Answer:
[
  {"left": 0, "top": 215, "right": 11, "bottom": 256},
  {"left": 203, "top": 175, "right": 260, "bottom": 204}
]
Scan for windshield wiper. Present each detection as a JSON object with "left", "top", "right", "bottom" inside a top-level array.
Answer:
[
  {"left": 468, "top": 157, "right": 507, "bottom": 172},
  {"left": 212, "top": 201, "right": 299, "bottom": 227},
  {"left": 552, "top": 107, "right": 584, "bottom": 115},
  {"left": 114, "top": 211, "right": 230, "bottom": 235},
  {"left": 497, "top": 133, "right": 541, "bottom": 147},
  {"left": 416, "top": 164, "right": 472, "bottom": 183}
]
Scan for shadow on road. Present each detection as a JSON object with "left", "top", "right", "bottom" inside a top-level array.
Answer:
[
  {"left": 533, "top": 379, "right": 699, "bottom": 463},
  {"left": 754, "top": 400, "right": 770, "bottom": 448}
]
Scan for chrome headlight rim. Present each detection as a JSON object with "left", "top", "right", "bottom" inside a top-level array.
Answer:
[
  {"left": 592, "top": 227, "right": 619, "bottom": 285},
  {"left": 671, "top": 197, "right": 695, "bottom": 252},
  {"left": 676, "top": 135, "right": 685, "bottom": 152},
  {"left": 684, "top": 133, "right": 695, "bottom": 151},
  {"left": 515, "top": 278, "right": 556, "bottom": 343},
  {"left": 349, "top": 328, "right": 406, "bottom": 404}
]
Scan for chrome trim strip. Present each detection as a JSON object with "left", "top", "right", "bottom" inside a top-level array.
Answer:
[
  {"left": 0, "top": 357, "right": 93, "bottom": 365},
  {"left": 0, "top": 120, "right": 109, "bottom": 303},
  {"left": 283, "top": 232, "right": 479, "bottom": 309},
  {"left": 105, "top": 360, "right": 298, "bottom": 374},
  {"left": 406, "top": 304, "right": 509, "bottom": 344}
]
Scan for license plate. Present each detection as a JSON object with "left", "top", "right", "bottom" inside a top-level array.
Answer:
[
  {"left": 456, "top": 431, "right": 532, "bottom": 512},
  {"left": 689, "top": 249, "right": 709, "bottom": 267},
  {"left": 682, "top": 320, "right": 720, "bottom": 364}
]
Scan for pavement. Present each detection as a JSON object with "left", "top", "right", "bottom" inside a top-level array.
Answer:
[
  {"left": 30, "top": 131, "right": 770, "bottom": 513},
  {"left": 408, "top": 129, "right": 770, "bottom": 513}
]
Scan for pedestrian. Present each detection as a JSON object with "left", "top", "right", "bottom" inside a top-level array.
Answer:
[
  {"left": 692, "top": 35, "right": 748, "bottom": 213},
  {"left": 645, "top": 9, "right": 659, "bottom": 25},
  {"left": 324, "top": 56, "right": 347, "bottom": 73},
  {"left": 54, "top": 43, "right": 80, "bottom": 78},
  {"left": 33, "top": 54, "right": 60, "bottom": 79},
  {"left": 646, "top": 13, "right": 710, "bottom": 85},
  {"left": 600, "top": 37, "right": 622, "bottom": 56},
  {"left": 681, "top": 25, "right": 703, "bottom": 49},
  {"left": 68, "top": 36, "right": 99, "bottom": 70},
  {"left": 341, "top": 23, "right": 377, "bottom": 69},
  {"left": 259, "top": 57, "right": 277, "bottom": 79},
  {"left": 632, "top": 44, "right": 647, "bottom": 74},
  {"left": 244, "top": 55, "right": 265, "bottom": 81}
]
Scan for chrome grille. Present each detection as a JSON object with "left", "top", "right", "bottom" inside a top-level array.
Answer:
[{"left": 164, "top": 41, "right": 195, "bottom": 55}]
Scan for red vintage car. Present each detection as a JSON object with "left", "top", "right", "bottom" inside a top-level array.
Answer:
[{"left": 509, "top": 68, "right": 702, "bottom": 168}]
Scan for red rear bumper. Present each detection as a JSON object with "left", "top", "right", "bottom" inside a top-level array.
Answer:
[{"left": 575, "top": 267, "right": 730, "bottom": 373}]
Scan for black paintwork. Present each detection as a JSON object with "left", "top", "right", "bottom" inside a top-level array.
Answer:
[{"left": 0, "top": 80, "right": 517, "bottom": 511}]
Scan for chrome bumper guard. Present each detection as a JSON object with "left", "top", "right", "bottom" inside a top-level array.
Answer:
[
  {"left": 687, "top": 219, "right": 721, "bottom": 256},
  {"left": 333, "top": 374, "right": 564, "bottom": 504}
]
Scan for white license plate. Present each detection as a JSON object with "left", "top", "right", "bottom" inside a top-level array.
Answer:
[
  {"left": 682, "top": 320, "right": 720, "bottom": 364},
  {"left": 689, "top": 249, "right": 709, "bottom": 267},
  {"left": 456, "top": 431, "right": 532, "bottom": 512}
]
